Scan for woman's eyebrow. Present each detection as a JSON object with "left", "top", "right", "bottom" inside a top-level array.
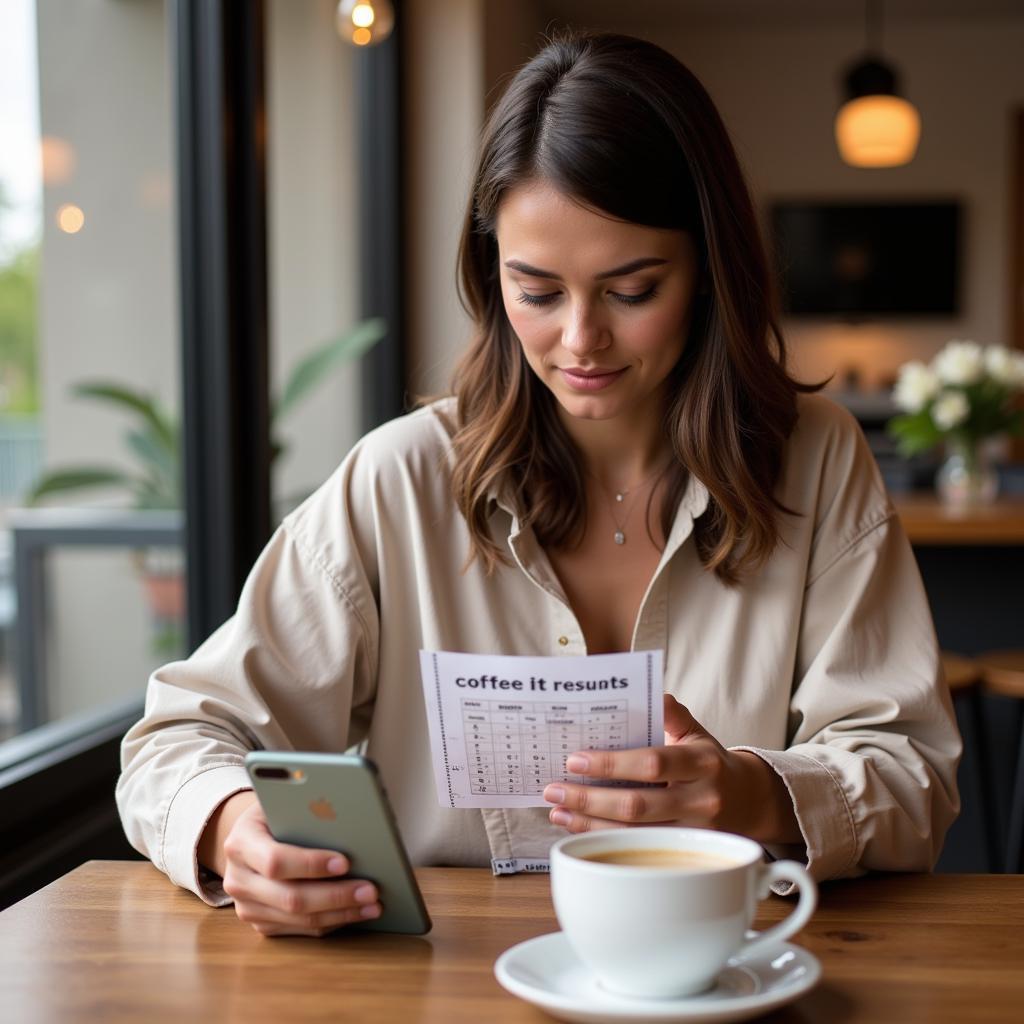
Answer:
[{"left": 503, "top": 257, "right": 669, "bottom": 280}]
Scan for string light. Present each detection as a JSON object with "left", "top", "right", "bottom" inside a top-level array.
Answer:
[
  {"left": 56, "top": 204, "right": 85, "bottom": 234},
  {"left": 336, "top": 0, "right": 394, "bottom": 48}
]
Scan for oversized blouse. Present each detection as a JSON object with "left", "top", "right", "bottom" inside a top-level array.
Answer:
[{"left": 116, "top": 393, "right": 961, "bottom": 906}]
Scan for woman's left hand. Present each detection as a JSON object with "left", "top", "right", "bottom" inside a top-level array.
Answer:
[{"left": 543, "top": 693, "right": 800, "bottom": 844}]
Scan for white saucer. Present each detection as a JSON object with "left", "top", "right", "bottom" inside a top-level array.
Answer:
[{"left": 493, "top": 931, "right": 821, "bottom": 1024}]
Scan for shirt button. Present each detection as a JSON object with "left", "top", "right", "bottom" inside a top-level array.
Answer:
[{"left": 557, "top": 636, "right": 569, "bottom": 646}]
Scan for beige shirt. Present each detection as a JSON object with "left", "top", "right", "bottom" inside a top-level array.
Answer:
[{"left": 116, "top": 393, "right": 961, "bottom": 906}]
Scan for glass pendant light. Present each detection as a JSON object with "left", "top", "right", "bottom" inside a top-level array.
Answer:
[
  {"left": 835, "top": 0, "right": 921, "bottom": 168},
  {"left": 336, "top": 0, "right": 395, "bottom": 48}
]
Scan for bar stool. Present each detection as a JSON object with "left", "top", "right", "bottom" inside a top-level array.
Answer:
[
  {"left": 941, "top": 652, "right": 1001, "bottom": 871},
  {"left": 977, "top": 651, "right": 1024, "bottom": 873}
]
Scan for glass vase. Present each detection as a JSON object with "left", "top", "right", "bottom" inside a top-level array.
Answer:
[{"left": 935, "top": 439, "right": 999, "bottom": 507}]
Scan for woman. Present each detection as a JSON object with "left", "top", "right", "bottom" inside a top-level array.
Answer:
[{"left": 117, "top": 30, "right": 960, "bottom": 937}]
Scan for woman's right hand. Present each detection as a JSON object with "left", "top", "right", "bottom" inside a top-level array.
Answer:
[{"left": 208, "top": 793, "right": 383, "bottom": 937}]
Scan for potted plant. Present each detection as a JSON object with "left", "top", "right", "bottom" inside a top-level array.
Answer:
[
  {"left": 25, "top": 318, "right": 386, "bottom": 655},
  {"left": 887, "top": 340, "right": 1024, "bottom": 506}
]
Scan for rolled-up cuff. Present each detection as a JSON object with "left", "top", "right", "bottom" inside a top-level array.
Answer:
[
  {"left": 729, "top": 746, "right": 861, "bottom": 895},
  {"left": 160, "top": 763, "right": 253, "bottom": 907}
]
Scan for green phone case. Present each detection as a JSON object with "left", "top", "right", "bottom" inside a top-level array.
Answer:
[{"left": 244, "top": 751, "right": 432, "bottom": 935}]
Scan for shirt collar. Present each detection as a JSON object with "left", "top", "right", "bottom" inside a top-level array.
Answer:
[{"left": 498, "top": 468, "right": 710, "bottom": 614}]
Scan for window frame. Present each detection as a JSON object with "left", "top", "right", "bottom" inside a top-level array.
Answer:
[{"left": 0, "top": 0, "right": 406, "bottom": 907}]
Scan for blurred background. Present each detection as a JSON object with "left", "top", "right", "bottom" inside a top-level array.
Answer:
[{"left": 0, "top": 0, "right": 1022, "bottom": 904}]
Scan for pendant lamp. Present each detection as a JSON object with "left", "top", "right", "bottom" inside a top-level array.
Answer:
[{"left": 835, "top": 0, "right": 921, "bottom": 168}]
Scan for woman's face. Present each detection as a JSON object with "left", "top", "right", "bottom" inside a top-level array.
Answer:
[{"left": 495, "top": 180, "right": 700, "bottom": 427}]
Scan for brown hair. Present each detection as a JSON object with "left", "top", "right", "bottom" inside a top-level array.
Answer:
[{"left": 449, "top": 29, "right": 820, "bottom": 585}]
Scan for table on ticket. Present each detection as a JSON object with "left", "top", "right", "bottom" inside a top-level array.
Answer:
[
  {"left": 419, "top": 649, "right": 664, "bottom": 809},
  {"left": 462, "top": 699, "right": 629, "bottom": 796}
]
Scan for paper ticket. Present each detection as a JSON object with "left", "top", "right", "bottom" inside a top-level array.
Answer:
[{"left": 419, "top": 649, "right": 664, "bottom": 808}]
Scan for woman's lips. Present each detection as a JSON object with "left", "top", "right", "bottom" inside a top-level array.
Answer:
[{"left": 559, "top": 367, "right": 628, "bottom": 391}]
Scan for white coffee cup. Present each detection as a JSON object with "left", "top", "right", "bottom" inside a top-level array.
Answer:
[{"left": 550, "top": 826, "right": 817, "bottom": 999}]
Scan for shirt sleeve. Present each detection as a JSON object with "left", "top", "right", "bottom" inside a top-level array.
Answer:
[
  {"left": 733, "top": 509, "right": 962, "bottom": 888},
  {"left": 115, "top": 504, "right": 379, "bottom": 907}
]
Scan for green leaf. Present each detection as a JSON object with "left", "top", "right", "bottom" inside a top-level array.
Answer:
[
  {"left": 150, "top": 621, "right": 185, "bottom": 658},
  {"left": 131, "top": 467, "right": 179, "bottom": 509},
  {"left": 26, "top": 467, "right": 137, "bottom": 504},
  {"left": 73, "top": 382, "right": 178, "bottom": 453},
  {"left": 1004, "top": 408, "right": 1024, "bottom": 437},
  {"left": 126, "top": 427, "right": 178, "bottom": 496},
  {"left": 886, "top": 412, "right": 942, "bottom": 457},
  {"left": 134, "top": 486, "right": 176, "bottom": 510},
  {"left": 0, "top": 244, "right": 41, "bottom": 414},
  {"left": 275, "top": 318, "right": 387, "bottom": 421}
]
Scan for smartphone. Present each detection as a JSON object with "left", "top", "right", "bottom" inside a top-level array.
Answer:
[{"left": 244, "top": 751, "right": 432, "bottom": 935}]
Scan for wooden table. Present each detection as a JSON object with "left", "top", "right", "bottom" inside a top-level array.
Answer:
[
  {"left": 892, "top": 493, "right": 1024, "bottom": 545},
  {"left": 0, "top": 863, "right": 1021, "bottom": 1023}
]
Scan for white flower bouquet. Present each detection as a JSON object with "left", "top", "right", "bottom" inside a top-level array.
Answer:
[{"left": 888, "top": 340, "right": 1024, "bottom": 456}]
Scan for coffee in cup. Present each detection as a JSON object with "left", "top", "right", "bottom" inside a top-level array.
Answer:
[
  {"left": 550, "top": 827, "right": 817, "bottom": 999},
  {"left": 577, "top": 847, "right": 739, "bottom": 870}
]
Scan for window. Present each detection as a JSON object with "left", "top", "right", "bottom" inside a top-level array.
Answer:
[
  {"left": 0, "top": 0, "right": 182, "bottom": 751},
  {"left": 0, "top": 0, "right": 403, "bottom": 908}
]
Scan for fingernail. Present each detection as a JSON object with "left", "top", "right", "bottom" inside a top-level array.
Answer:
[
  {"left": 354, "top": 884, "right": 377, "bottom": 904},
  {"left": 327, "top": 857, "right": 347, "bottom": 874},
  {"left": 566, "top": 755, "right": 589, "bottom": 773},
  {"left": 550, "top": 809, "right": 572, "bottom": 826},
  {"left": 360, "top": 903, "right": 382, "bottom": 919},
  {"left": 544, "top": 785, "right": 566, "bottom": 803}
]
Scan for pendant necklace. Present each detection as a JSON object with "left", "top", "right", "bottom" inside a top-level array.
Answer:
[{"left": 597, "top": 463, "right": 669, "bottom": 546}]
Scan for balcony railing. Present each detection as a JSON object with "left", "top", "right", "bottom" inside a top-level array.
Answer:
[{"left": 5, "top": 508, "right": 184, "bottom": 732}]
